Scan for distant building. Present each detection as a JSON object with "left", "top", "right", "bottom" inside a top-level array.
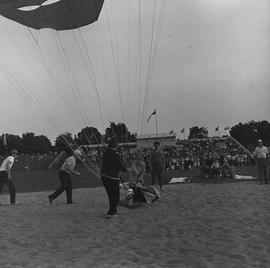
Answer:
[{"left": 136, "top": 133, "right": 176, "bottom": 149}]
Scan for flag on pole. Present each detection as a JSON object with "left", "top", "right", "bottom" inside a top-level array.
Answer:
[
  {"left": 215, "top": 126, "right": 219, "bottom": 132},
  {"left": 224, "top": 126, "right": 230, "bottom": 130},
  {"left": 147, "top": 109, "right": 156, "bottom": 122},
  {"left": 3, "top": 134, "right": 7, "bottom": 147},
  {"left": 180, "top": 128, "right": 185, "bottom": 134}
]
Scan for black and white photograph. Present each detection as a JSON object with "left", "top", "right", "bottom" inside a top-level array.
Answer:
[{"left": 0, "top": 0, "right": 269, "bottom": 267}]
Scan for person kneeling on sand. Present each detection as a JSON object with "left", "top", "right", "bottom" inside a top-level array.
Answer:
[
  {"left": 0, "top": 149, "right": 19, "bottom": 205},
  {"left": 48, "top": 148, "right": 82, "bottom": 205}
]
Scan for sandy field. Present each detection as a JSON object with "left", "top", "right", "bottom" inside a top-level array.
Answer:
[{"left": 0, "top": 181, "right": 270, "bottom": 268}]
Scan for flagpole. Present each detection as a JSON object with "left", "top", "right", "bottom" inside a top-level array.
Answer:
[
  {"left": 155, "top": 109, "right": 158, "bottom": 136},
  {"left": 3, "top": 134, "right": 7, "bottom": 156}
]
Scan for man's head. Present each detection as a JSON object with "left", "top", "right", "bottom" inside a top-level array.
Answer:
[
  {"left": 258, "top": 139, "right": 263, "bottom": 147},
  {"left": 73, "top": 149, "right": 83, "bottom": 159},
  {"left": 154, "top": 141, "right": 160, "bottom": 149},
  {"left": 10, "top": 149, "right": 19, "bottom": 158}
]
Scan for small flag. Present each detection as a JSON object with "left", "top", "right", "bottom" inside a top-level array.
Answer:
[
  {"left": 169, "top": 129, "right": 174, "bottom": 134},
  {"left": 180, "top": 128, "right": 185, "bottom": 134},
  {"left": 224, "top": 126, "right": 230, "bottom": 130},
  {"left": 147, "top": 109, "right": 156, "bottom": 122},
  {"left": 215, "top": 126, "right": 219, "bottom": 132},
  {"left": 3, "top": 134, "right": 7, "bottom": 147}
]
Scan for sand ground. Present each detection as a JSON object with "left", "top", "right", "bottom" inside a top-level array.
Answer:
[{"left": 0, "top": 181, "right": 270, "bottom": 268}]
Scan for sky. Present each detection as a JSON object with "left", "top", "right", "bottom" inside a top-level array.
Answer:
[{"left": 0, "top": 0, "right": 269, "bottom": 143}]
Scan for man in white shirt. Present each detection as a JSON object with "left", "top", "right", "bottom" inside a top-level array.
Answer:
[
  {"left": 0, "top": 149, "right": 19, "bottom": 204},
  {"left": 253, "top": 139, "right": 269, "bottom": 184},
  {"left": 48, "top": 149, "right": 82, "bottom": 204}
]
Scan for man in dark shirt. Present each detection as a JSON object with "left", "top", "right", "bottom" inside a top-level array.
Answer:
[{"left": 100, "top": 138, "right": 128, "bottom": 217}]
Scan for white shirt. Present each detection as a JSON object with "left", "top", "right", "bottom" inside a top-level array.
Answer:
[
  {"left": 60, "top": 156, "right": 76, "bottom": 174},
  {"left": 254, "top": 146, "right": 268, "bottom": 159},
  {"left": 0, "top": 156, "right": 15, "bottom": 171}
]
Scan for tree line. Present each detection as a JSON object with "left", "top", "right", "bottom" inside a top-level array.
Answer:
[
  {"left": 1, "top": 120, "right": 269, "bottom": 155},
  {"left": 0, "top": 122, "right": 136, "bottom": 155},
  {"left": 188, "top": 120, "right": 270, "bottom": 150}
]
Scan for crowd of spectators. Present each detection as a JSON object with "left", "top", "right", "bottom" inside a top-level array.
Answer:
[
  {"left": 0, "top": 137, "right": 255, "bottom": 179},
  {"left": 120, "top": 137, "right": 255, "bottom": 179}
]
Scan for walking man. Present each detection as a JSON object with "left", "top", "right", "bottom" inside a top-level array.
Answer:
[
  {"left": 48, "top": 149, "right": 82, "bottom": 204},
  {"left": 149, "top": 141, "right": 165, "bottom": 190},
  {"left": 254, "top": 139, "right": 269, "bottom": 184},
  {"left": 0, "top": 149, "right": 19, "bottom": 205},
  {"left": 100, "top": 138, "right": 129, "bottom": 218}
]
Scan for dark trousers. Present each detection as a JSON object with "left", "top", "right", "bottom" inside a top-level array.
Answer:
[
  {"left": 151, "top": 166, "right": 163, "bottom": 188},
  {"left": 257, "top": 158, "right": 268, "bottom": 184},
  {"left": 101, "top": 176, "right": 120, "bottom": 215},
  {"left": 49, "top": 171, "right": 72, "bottom": 203},
  {"left": 0, "top": 171, "right": 16, "bottom": 204}
]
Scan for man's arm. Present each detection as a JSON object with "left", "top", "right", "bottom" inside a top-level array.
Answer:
[
  {"left": 114, "top": 153, "right": 128, "bottom": 173},
  {"left": 6, "top": 160, "right": 13, "bottom": 179},
  {"left": 161, "top": 151, "right": 165, "bottom": 170},
  {"left": 266, "top": 148, "right": 269, "bottom": 163}
]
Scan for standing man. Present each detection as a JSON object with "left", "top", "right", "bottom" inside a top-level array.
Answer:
[
  {"left": 253, "top": 139, "right": 269, "bottom": 184},
  {"left": 150, "top": 141, "right": 165, "bottom": 190},
  {"left": 48, "top": 149, "right": 82, "bottom": 204},
  {"left": 0, "top": 149, "right": 19, "bottom": 205},
  {"left": 100, "top": 138, "right": 128, "bottom": 218}
]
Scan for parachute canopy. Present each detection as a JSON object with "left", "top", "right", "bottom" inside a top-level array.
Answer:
[{"left": 0, "top": 0, "right": 104, "bottom": 30}]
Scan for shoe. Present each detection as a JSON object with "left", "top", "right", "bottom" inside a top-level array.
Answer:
[{"left": 48, "top": 196, "right": 53, "bottom": 205}]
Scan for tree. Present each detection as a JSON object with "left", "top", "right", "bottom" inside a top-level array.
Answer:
[
  {"left": 21, "top": 132, "right": 36, "bottom": 154},
  {"left": 0, "top": 134, "right": 21, "bottom": 156},
  {"left": 76, "top": 127, "right": 102, "bottom": 145},
  {"left": 20, "top": 132, "right": 52, "bottom": 154},
  {"left": 55, "top": 132, "right": 74, "bottom": 152},
  {"left": 33, "top": 135, "right": 52, "bottom": 153},
  {"left": 230, "top": 120, "right": 270, "bottom": 150},
  {"left": 188, "top": 126, "right": 208, "bottom": 139},
  {"left": 104, "top": 122, "right": 136, "bottom": 143}
]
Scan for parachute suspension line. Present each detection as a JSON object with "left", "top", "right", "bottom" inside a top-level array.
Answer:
[
  {"left": 54, "top": 31, "right": 92, "bottom": 135},
  {"left": 39, "top": 3, "right": 96, "bottom": 138},
  {"left": 126, "top": 0, "right": 131, "bottom": 128},
  {"left": 0, "top": 36, "right": 61, "bottom": 126},
  {"left": 75, "top": 29, "right": 112, "bottom": 149},
  {"left": 145, "top": 0, "right": 167, "bottom": 112},
  {"left": 108, "top": 0, "right": 123, "bottom": 92},
  {"left": 40, "top": 6, "right": 101, "bottom": 145},
  {"left": 136, "top": 0, "right": 143, "bottom": 134},
  {"left": 77, "top": 28, "right": 108, "bottom": 130},
  {"left": 0, "top": 47, "right": 66, "bottom": 136},
  {"left": 0, "top": 65, "right": 58, "bottom": 136},
  {"left": 23, "top": 28, "right": 83, "bottom": 132},
  {"left": 104, "top": 4, "right": 126, "bottom": 124},
  {"left": 92, "top": 22, "right": 113, "bottom": 125},
  {"left": 129, "top": 0, "right": 141, "bottom": 132},
  {"left": 7, "top": 1, "right": 84, "bottom": 134},
  {"left": 141, "top": 0, "right": 167, "bottom": 133},
  {"left": 140, "top": 0, "right": 159, "bottom": 133},
  {"left": 2, "top": 5, "right": 102, "bottom": 178},
  {"left": 21, "top": 3, "right": 91, "bottom": 134},
  {"left": 58, "top": 1, "right": 107, "bottom": 142}
]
